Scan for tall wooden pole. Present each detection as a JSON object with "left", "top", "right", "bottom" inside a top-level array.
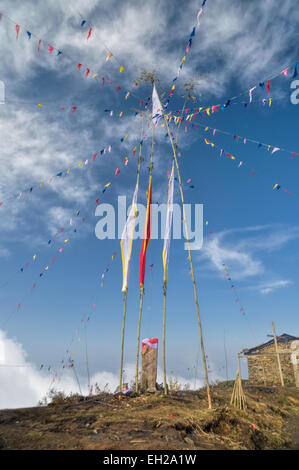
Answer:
[
  {"left": 135, "top": 286, "right": 144, "bottom": 392},
  {"left": 120, "top": 115, "right": 145, "bottom": 394},
  {"left": 162, "top": 282, "right": 168, "bottom": 395},
  {"left": 135, "top": 122, "right": 155, "bottom": 392},
  {"left": 134, "top": 115, "right": 152, "bottom": 393},
  {"left": 71, "top": 361, "right": 82, "bottom": 395},
  {"left": 163, "top": 112, "right": 212, "bottom": 409},
  {"left": 119, "top": 290, "right": 128, "bottom": 392},
  {"left": 272, "top": 321, "right": 284, "bottom": 387},
  {"left": 224, "top": 330, "right": 229, "bottom": 381},
  {"left": 161, "top": 106, "right": 185, "bottom": 396},
  {"left": 84, "top": 318, "right": 91, "bottom": 393}
]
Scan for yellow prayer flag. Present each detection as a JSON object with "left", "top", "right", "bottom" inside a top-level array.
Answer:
[{"left": 120, "top": 66, "right": 124, "bottom": 72}]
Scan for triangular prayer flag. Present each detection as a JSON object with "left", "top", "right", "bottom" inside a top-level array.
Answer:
[{"left": 87, "top": 27, "right": 92, "bottom": 39}]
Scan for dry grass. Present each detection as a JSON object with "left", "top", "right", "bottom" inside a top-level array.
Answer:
[{"left": 0, "top": 383, "right": 298, "bottom": 450}]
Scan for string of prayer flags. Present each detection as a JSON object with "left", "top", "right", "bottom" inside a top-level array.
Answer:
[
  {"left": 164, "top": 4, "right": 208, "bottom": 107},
  {"left": 1, "top": 12, "right": 138, "bottom": 106},
  {"left": 205, "top": 221, "right": 247, "bottom": 316},
  {"left": 200, "top": 134, "right": 292, "bottom": 196},
  {"left": 1, "top": 133, "right": 139, "bottom": 288},
  {"left": 45, "top": 253, "right": 117, "bottom": 388},
  {"left": 183, "top": 120, "right": 298, "bottom": 159},
  {"left": 0, "top": 129, "right": 140, "bottom": 209},
  {"left": 222, "top": 263, "right": 246, "bottom": 316}
]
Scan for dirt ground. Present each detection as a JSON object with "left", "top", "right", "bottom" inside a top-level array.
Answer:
[{"left": 0, "top": 382, "right": 299, "bottom": 450}]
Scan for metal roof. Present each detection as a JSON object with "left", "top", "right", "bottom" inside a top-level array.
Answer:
[{"left": 242, "top": 333, "right": 299, "bottom": 355}]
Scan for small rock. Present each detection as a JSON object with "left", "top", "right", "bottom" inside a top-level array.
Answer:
[{"left": 184, "top": 437, "right": 194, "bottom": 446}]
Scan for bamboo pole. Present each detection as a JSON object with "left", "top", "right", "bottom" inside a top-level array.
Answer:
[
  {"left": 120, "top": 115, "right": 145, "bottom": 394},
  {"left": 162, "top": 282, "right": 168, "bottom": 395},
  {"left": 71, "top": 361, "right": 82, "bottom": 395},
  {"left": 84, "top": 317, "right": 91, "bottom": 393},
  {"left": 161, "top": 105, "right": 185, "bottom": 397},
  {"left": 224, "top": 329, "right": 228, "bottom": 382},
  {"left": 119, "top": 289, "right": 128, "bottom": 393},
  {"left": 135, "top": 126, "right": 154, "bottom": 394},
  {"left": 231, "top": 357, "right": 246, "bottom": 410},
  {"left": 135, "top": 286, "right": 144, "bottom": 393},
  {"left": 272, "top": 321, "right": 285, "bottom": 387},
  {"left": 163, "top": 113, "right": 212, "bottom": 409}
]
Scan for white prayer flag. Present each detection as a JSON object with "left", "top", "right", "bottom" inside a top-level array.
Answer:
[
  {"left": 152, "top": 83, "right": 163, "bottom": 126},
  {"left": 162, "top": 164, "right": 174, "bottom": 283},
  {"left": 120, "top": 183, "right": 139, "bottom": 292}
]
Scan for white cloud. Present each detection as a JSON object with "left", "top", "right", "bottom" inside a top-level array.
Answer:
[
  {"left": 258, "top": 279, "right": 292, "bottom": 295},
  {"left": 199, "top": 224, "right": 298, "bottom": 294},
  {"left": 200, "top": 228, "right": 264, "bottom": 280},
  {"left": 0, "top": 329, "right": 218, "bottom": 409}
]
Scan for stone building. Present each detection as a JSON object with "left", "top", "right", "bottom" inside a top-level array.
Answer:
[{"left": 242, "top": 333, "right": 299, "bottom": 386}]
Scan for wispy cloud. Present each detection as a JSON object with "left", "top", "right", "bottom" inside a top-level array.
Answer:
[
  {"left": 258, "top": 279, "right": 293, "bottom": 295},
  {"left": 199, "top": 224, "right": 298, "bottom": 293}
]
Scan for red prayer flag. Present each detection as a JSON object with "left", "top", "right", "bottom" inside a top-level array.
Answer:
[
  {"left": 87, "top": 27, "right": 92, "bottom": 39},
  {"left": 16, "top": 24, "right": 20, "bottom": 40},
  {"left": 139, "top": 176, "right": 152, "bottom": 288}
]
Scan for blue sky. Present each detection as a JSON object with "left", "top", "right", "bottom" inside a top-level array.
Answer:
[{"left": 0, "top": 0, "right": 299, "bottom": 405}]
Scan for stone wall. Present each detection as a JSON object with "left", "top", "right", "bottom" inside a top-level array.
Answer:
[
  {"left": 247, "top": 342, "right": 297, "bottom": 386},
  {"left": 141, "top": 344, "right": 158, "bottom": 392}
]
